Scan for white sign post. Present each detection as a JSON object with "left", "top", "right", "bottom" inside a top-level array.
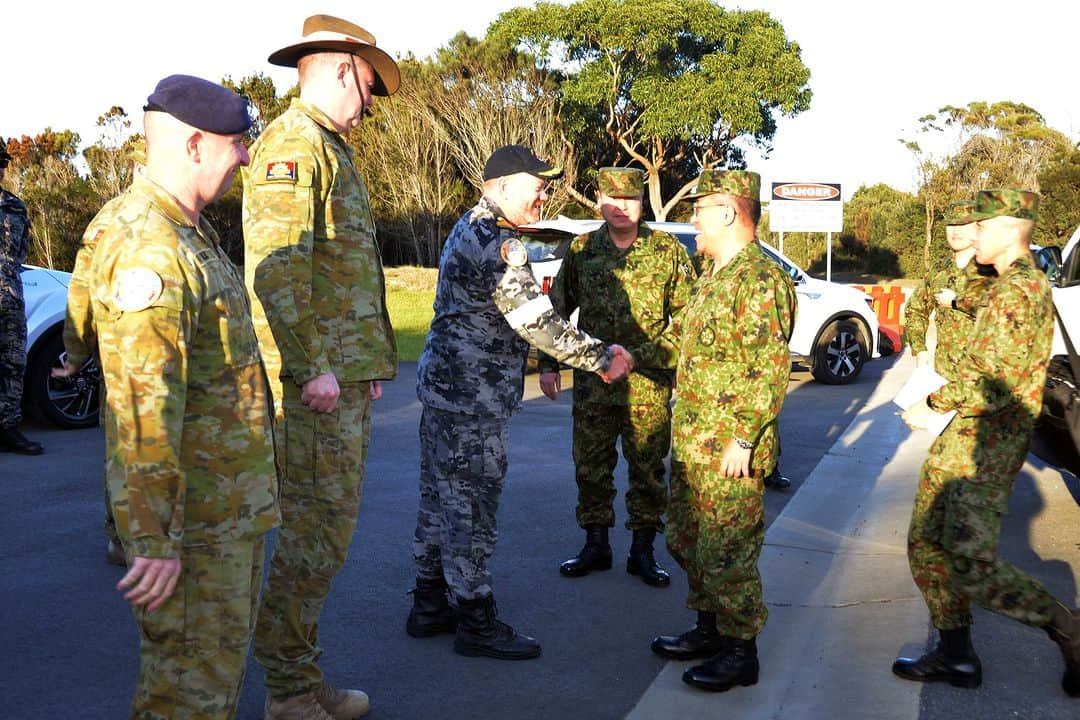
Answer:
[{"left": 767, "top": 182, "right": 843, "bottom": 281}]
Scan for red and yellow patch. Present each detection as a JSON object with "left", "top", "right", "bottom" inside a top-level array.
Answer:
[{"left": 265, "top": 161, "right": 297, "bottom": 181}]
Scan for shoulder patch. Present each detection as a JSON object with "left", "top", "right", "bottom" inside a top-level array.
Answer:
[
  {"left": 264, "top": 161, "right": 297, "bottom": 182},
  {"left": 113, "top": 267, "right": 164, "bottom": 312},
  {"left": 500, "top": 238, "right": 529, "bottom": 267}
]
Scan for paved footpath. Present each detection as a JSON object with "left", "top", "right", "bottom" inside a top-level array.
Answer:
[{"left": 629, "top": 350, "right": 1080, "bottom": 720}]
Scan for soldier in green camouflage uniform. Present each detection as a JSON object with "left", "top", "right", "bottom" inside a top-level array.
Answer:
[
  {"left": 0, "top": 140, "right": 44, "bottom": 455},
  {"left": 905, "top": 199, "right": 994, "bottom": 376},
  {"left": 896, "top": 189, "right": 1080, "bottom": 697},
  {"left": 88, "top": 74, "right": 279, "bottom": 720},
  {"left": 644, "top": 170, "right": 796, "bottom": 693},
  {"left": 55, "top": 139, "right": 145, "bottom": 566},
  {"left": 538, "top": 167, "right": 696, "bottom": 587},
  {"left": 242, "top": 15, "right": 401, "bottom": 720},
  {"left": 409, "top": 145, "right": 632, "bottom": 662}
]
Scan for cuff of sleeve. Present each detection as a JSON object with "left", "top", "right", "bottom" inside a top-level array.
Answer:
[
  {"left": 65, "top": 350, "right": 90, "bottom": 368},
  {"left": 537, "top": 354, "right": 560, "bottom": 374},
  {"left": 291, "top": 362, "right": 332, "bottom": 387},
  {"left": 125, "top": 537, "right": 180, "bottom": 560}
]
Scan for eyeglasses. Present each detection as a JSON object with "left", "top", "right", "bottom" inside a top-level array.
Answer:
[{"left": 692, "top": 202, "right": 735, "bottom": 214}]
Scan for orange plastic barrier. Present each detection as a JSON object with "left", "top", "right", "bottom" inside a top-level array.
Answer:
[{"left": 853, "top": 285, "right": 907, "bottom": 352}]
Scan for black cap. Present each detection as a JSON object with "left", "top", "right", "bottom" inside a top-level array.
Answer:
[
  {"left": 482, "top": 145, "right": 563, "bottom": 181},
  {"left": 143, "top": 74, "right": 252, "bottom": 135}
]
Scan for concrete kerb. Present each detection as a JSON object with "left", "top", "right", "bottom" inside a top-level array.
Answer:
[{"left": 628, "top": 350, "right": 935, "bottom": 720}]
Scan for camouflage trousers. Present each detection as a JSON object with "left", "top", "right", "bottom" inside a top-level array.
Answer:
[
  {"left": 413, "top": 406, "right": 508, "bottom": 600},
  {"left": 0, "top": 300, "right": 26, "bottom": 427},
  {"left": 572, "top": 401, "right": 670, "bottom": 530},
  {"left": 667, "top": 459, "right": 767, "bottom": 639},
  {"left": 254, "top": 381, "right": 371, "bottom": 698},
  {"left": 101, "top": 382, "right": 119, "bottom": 543},
  {"left": 131, "top": 535, "right": 265, "bottom": 720},
  {"left": 908, "top": 418, "right": 1055, "bottom": 630}
]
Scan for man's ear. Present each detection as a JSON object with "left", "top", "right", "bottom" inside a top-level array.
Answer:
[{"left": 186, "top": 131, "right": 203, "bottom": 162}]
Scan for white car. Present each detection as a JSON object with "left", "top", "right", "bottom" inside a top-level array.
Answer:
[
  {"left": 20, "top": 264, "right": 100, "bottom": 428},
  {"left": 1034, "top": 226, "right": 1080, "bottom": 457},
  {"left": 518, "top": 218, "right": 881, "bottom": 385}
]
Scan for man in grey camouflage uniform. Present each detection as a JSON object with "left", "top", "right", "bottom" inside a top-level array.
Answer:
[
  {"left": 898, "top": 189, "right": 1080, "bottom": 697},
  {"left": 539, "top": 166, "right": 696, "bottom": 587},
  {"left": 0, "top": 139, "right": 44, "bottom": 455},
  {"left": 408, "top": 145, "right": 633, "bottom": 660}
]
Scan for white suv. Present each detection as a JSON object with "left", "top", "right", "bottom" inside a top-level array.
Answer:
[{"left": 519, "top": 218, "right": 881, "bottom": 385}]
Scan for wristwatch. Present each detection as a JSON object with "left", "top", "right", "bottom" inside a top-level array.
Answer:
[{"left": 735, "top": 438, "right": 754, "bottom": 450}]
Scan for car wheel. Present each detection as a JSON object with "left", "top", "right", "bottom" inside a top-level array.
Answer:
[
  {"left": 811, "top": 320, "right": 867, "bottom": 385},
  {"left": 25, "top": 327, "right": 101, "bottom": 429}
]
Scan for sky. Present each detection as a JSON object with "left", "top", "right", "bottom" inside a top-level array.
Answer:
[{"left": 3, "top": 1, "right": 1078, "bottom": 197}]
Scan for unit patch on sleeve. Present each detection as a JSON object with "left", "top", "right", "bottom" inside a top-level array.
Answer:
[
  {"left": 113, "top": 267, "right": 164, "bottom": 312},
  {"left": 500, "top": 238, "right": 529, "bottom": 267},
  {"left": 265, "top": 161, "right": 297, "bottom": 182}
]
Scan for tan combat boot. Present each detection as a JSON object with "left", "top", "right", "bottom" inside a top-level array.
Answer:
[
  {"left": 314, "top": 682, "right": 370, "bottom": 719},
  {"left": 264, "top": 691, "right": 333, "bottom": 720}
]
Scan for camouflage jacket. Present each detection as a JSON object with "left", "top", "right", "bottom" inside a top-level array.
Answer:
[
  {"left": 243, "top": 98, "right": 397, "bottom": 408},
  {"left": 932, "top": 255, "right": 1053, "bottom": 425},
  {"left": 63, "top": 195, "right": 126, "bottom": 366},
  {"left": 905, "top": 259, "right": 994, "bottom": 383},
  {"left": 417, "top": 197, "right": 610, "bottom": 419},
  {"left": 537, "top": 221, "right": 696, "bottom": 405},
  {"left": 637, "top": 242, "right": 796, "bottom": 472},
  {"left": 90, "top": 175, "right": 279, "bottom": 558},
  {"left": 0, "top": 189, "right": 30, "bottom": 303}
]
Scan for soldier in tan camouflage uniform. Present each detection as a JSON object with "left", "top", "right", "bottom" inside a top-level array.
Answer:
[
  {"left": 897, "top": 189, "right": 1080, "bottom": 697},
  {"left": 538, "top": 167, "right": 696, "bottom": 587},
  {"left": 54, "top": 138, "right": 145, "bottom": 566},
  {"left": 408, "top": 145, "right": 633, "bottom": 661},
  {"left": 88, "top": 74, "right": 279, "bottom": 720},
  {"left": 0, "top": 139, "right": 44, "bottom": 455},
  {"left": 242, "top": 15, "right": 400, "bottom": 720},
  {"left": 644, "top": 169, "right": 796, "bottom": 693}
]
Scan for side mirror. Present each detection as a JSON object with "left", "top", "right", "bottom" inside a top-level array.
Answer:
[{"left": 1035, "top": 246, "right": 1063, "bottom": 285}]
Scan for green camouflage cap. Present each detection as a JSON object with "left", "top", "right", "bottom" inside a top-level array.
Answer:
[
  {"left": 971, "top": 188, "right": 1038, "bottom": 222},
  {"left": 685, "top": 169, "right": 760, "bottom": 201},
  {"left": 944, "top": 200, "right": 978, "bottom": 226},
  {"left": 597, "top": 167, "right": 644, "bottom": 198}
]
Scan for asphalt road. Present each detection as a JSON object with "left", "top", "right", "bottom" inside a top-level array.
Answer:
[{"left": 0, "top": 353, "right": 930, "bottom": 720}]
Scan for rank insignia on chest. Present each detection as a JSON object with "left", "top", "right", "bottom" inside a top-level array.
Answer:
[
  {"left": 500, "top": 238, "right": 529, "bottom": 267},
  {"left": 265, "top": 161, "right": 297, "bottom": 181},
  {"left": 113, "top": 267, "right": 164, "bottom": 312}
]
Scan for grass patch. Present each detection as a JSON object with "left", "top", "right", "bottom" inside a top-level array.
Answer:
[{"left": 385, "top": 266, "right": 437, "bottom": 362}]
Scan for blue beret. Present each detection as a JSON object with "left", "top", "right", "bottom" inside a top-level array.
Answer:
[{"left": 143, "top": 74, "right": 251, "bottom": 135}]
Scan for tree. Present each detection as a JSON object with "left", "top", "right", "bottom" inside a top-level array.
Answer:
[
  {"left": 488, "top": 0, "right": 812, "bottom": 220},
  {"left": 1037, "top": 145, "right": 1080, "bottom": 247},
  {"left": 224, "top": 73, "right": 297, "bottom": 137},
  {"left": 901, "top": 101, "right": 1072, "bottom": 270},
  {"left": 83, "top": 106, "right": 136, "bottom": 201}
]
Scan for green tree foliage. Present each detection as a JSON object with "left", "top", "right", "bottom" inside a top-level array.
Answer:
[
  {"left": 1037, "top": 145, "right": 1080, "bottom": 247},
  {"left": 901, "top": 101, "right": 1072, "bottom": 271},
  {"left": 488, "top": 0, "right": 811, "bottom": 220},
  {"left": 223, "top": 73, "right": 297, "bottom": 137}
]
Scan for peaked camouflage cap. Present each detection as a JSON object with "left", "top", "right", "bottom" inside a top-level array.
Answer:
[
  {"left": 598, "top": 167, "right": 644, "bottom": 198},
  {"left": 944, "top": 200, "right": 978, "bottom": 226},
  {"left": 685, "top": 169, "right": 760, "bottom": 201},
  {"left": 972, "top": 188, "right": 1039, "bottom": 222}
]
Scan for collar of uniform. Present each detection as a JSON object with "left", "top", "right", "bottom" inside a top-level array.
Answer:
[
  {"left": 711, "top": 240, "right": 757, "bottom": 276},
  {"left": 474, "top": 195, "right": 505, "bottom": 224},
  {"left": 290, "top": 97, "right": 352, "bottom": 140},
  {"left": 131, "top": 173, "right": 195, "bottom": 228}
]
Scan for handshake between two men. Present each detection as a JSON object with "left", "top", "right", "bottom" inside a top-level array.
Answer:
[{"left": 540, "top": 344, "right": 634, "bottom": 401}]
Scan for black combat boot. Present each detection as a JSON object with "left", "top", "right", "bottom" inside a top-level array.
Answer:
[
  {"left": 0, "top": 426, "right": 43, "bottom": 455},
  {"left": 405, "top": 577, "right": 457, "bottom": 638},
  {"left": 683, "top": 637, "right": 760, "bottom": 692},
  {"left": 764, "top": 467, "right": 791, "bottom": 490},
  {"left": 1045, "top": 602, "right": 1080, "bottom": 697},
  {"left": 559, "top": 525, "right": 612, "bottom": 577},
  {"left": 453, "top": 595, "right": 541, "bottom": 660},
  {"left": 651, "top": 611, "right": 727, "bottom": 660},
  {"left": 892, "top": 626, "right": 982, "bottom": 688},
  {"left": 626, "top": 527, "right": 670, "bottom": 587}
]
